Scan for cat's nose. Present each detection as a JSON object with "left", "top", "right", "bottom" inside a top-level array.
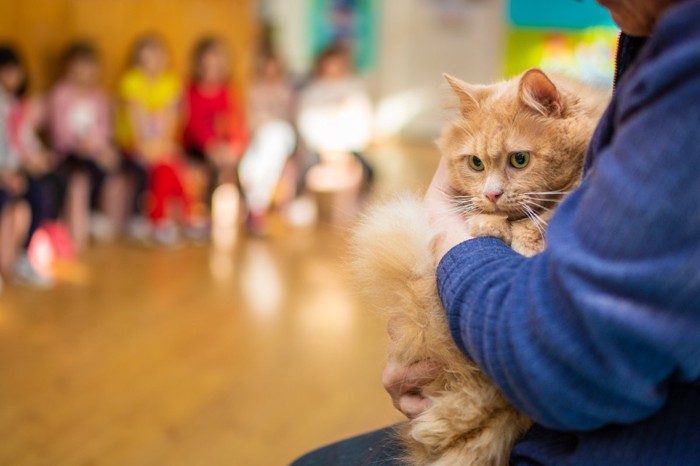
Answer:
[{"left": 484, "top": 191, "right": 503, "bottom": 204}]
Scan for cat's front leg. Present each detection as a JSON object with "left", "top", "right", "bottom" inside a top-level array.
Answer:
[
  {"left": 468, "top": 214, "right": 512, "bottom": 246},
  {"left": 510, "top": 219, "right": 546, "bottom": 257}
]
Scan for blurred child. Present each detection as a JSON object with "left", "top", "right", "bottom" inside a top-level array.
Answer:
[
  {"left": 247, "top": 53, "right": 295, "bottom": 129},
  {"left": 239, "top": 52, "right": 297, "bottom": 234},
  {"left": 0, "top": 45, "right": 53, "bottom": 287},
  {"left": 297, "top": 45, "right": 373, "bottom": 224},
  {"left": 183, "top": 37, "right": 248, "bottom": 232},
  {"left": 117, "top": 35, "right": 191, "bottom": 246},
  {"left": 48, "top": 42, "right": 123, "bottom": 248}
]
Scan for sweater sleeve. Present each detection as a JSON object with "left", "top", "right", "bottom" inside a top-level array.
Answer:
[{"left": 437, "top": 19, "right": 700, "bottom": 432}]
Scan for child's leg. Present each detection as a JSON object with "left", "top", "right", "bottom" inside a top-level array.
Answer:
[
  {"left": 0, "top": 201, "right": 15, "bottom": 275},
  {"left": 84, "top": 158, "right": 107, "bottom": 212},
  {"left": 169, "top": 161, "right": 191, "bottom": 223},
  {"left": 239, "top": 121, "right": 296, "bottom": 215},
  {"left": 21, "top": 177, "right": 49, "bottom": 249},
  {"left": 65, "top": 171, "right": 91, "bottom": 252},
  {"left": 148, "top": 162, "right": 170, "bottom": 226},
  {"left": 150, "top": 161, "right": 192, "bottom": 224},
  {"left": 149, "top": 161, "right": 192, "bottom": 245},
  {"left": 122, "top": 157, "right": 148, "bottom": 218},
  {"left": 100, "top": 173, "right": 128, "bottom": 236},
  {"left": 11, "top": 201, "right": 30, "bottom": 253}
]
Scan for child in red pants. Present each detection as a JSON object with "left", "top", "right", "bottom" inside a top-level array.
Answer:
[{"left": 116, "top": 35, "right": 200, "bottom": 245}]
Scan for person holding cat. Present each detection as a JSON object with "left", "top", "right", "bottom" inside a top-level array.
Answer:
[{"left": 292, "top": 0, "right": 700, "bottom": 465}]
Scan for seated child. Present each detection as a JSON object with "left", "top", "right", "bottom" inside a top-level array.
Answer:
[
  {"left": 47, "top": 42, "right": 122, "bottom": 248},
  {"left": 0, "top": 44, "right": 53, "bottom": 287},
  {"left": 239, "top": 52, "right": 297, "bottom": 234},
  {"left": 116, "top": 35, "right": 194, "bottom": 246},
  {"left": 183, "top": 37, "right": 248, "bottom": 178},
  {"left": 297, "top": 45, "right": 373, "bottom": 224}
]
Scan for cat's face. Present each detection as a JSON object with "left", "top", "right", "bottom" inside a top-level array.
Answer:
[{"left": 438, "top": 69, "right": 591, "bottom": 221}]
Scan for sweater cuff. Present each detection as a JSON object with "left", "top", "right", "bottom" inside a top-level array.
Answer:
[{"left": 436, "top": 237, "right": 517, "bottom": 356}]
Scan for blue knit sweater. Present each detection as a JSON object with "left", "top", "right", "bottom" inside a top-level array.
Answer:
[{"left": 436, "top": 2, "right": 700, "bottom": 465}]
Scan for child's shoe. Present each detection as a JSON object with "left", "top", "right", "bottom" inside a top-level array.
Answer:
[
  {"left": 184, "top": 220, "right": 210, "bottom": 245},
  {"left": 13, "top": 253, "right": 53, "bottom": 289},
  {"left": 245, "top": 212, "right": 268, "bottom": 237},
  {"left": 152, "top": 221, "right": 182, "bottom": 248},
  {"left": 126, "top": 216, "right": 151, "bottom": 244},
  {"left": 90, "top": 213, "right": 116, "bottom": 243}
]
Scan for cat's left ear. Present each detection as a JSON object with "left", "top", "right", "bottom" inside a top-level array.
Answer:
[
  {"left": 519, "top": 69, "right": 562, "bottom": 117},
  {"left": 444, "top": 73, "right": 482, "bottom": 116}
]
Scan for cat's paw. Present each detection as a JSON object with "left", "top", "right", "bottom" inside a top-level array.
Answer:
[
  {"left": 511, "top": 239, "right": 542, "bottom": 257},
  {"left": 511, "top": 220, "right": 545, "bottom": 257},
  {"left": 468, "top": 214, "right": 512, "bottom": 245}
]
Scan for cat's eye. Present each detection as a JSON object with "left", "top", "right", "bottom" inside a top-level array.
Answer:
[
  {"left": 468, "top": 156, "right": 485, "bottom": 171},
  {"left": 509, "top": 151, "right": 530, "bottom": 169}
]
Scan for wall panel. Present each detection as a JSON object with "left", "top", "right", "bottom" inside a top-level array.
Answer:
[{"left": 0, "top": 0, "right": 257, "bottom": 94}]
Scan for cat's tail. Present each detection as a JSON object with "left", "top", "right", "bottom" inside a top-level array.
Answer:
[{"left": 350, "top": 195, "right": 453, "bottom": 364}]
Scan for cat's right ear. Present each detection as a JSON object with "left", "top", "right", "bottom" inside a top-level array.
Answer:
[
  {"left": 444, "top": 73, "right": 480, "bottom": 116},
  {"left": 519, "top": 68, "right": 562, "bottom": 117}
]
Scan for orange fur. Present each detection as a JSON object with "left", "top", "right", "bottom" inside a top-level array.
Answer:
[{"left": 351, "top": 69, "right": 608, "bottom": 465}]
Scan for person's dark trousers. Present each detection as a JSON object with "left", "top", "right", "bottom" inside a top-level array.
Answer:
[
  {"left": 120, "top": 156, "right": 148, "bottom": 216},
  {"left": 34, "top": 172, "right": 68, "bottom": 221},
  {"left": 290, "top": 425, "right": 406, "bottom": 466},
  {"left": 20, "top": 175, "right": 51, "bottom": 248},
  {"left": 59, "top": 153, "right": 107, "bottom": 210}
]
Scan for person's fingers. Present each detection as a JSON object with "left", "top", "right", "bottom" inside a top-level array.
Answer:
[
  {"left": 399, "top": 393, "right": 434, "bottom": 419},
  {"left": 383, "top": 357, "right": 443, "bottom": 418},
  {"left": 424, "top": 157, "right": 450, "bottom": 203},
  {"left": 383, "top": 358, "right": 442, "bottom": 395},
  {"left": 402, "top": 359, "right": 444, "bottom": 386}
]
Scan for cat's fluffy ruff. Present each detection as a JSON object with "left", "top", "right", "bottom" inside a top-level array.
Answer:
[{"left": 352, "top": 196, "right": 531, "bottom": 466}]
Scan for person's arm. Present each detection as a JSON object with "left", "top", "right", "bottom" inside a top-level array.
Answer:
[
  {"left": 46, "top": 86, "right": 73, "bottom": 155},
  {"left": 227, "top": 88, "right": 248, "bottom": 157},
  {"left": 433, "top": 39, "right": 700, "bottom": 432}
]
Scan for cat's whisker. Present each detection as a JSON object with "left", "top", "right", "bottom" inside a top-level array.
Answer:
[
  {"left": 523, "top": 189, "right": 570, "bottom": 194},
  {"left": 522, "top": 196, "right": 565, "bottom": 206},
  {"left": 520, "top": 204, "right": 547, "bottom": 240},
  {"left": 525, "top": 198, "right": 564, "bottom": 204},
  {"left": 444, "top": 203, "right": 478, "bottom": 214},
  {"left": 522, "top": 191, "right": 570, "bottom": 197},
  {"left": 522, "top": 199, "right": 554, "bottom": 213}
]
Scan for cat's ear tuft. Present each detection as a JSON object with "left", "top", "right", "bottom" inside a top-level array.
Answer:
[
  {"left": 519, "top": 69, "right": 562, "bottom": 117},
  {"left": 444, "top": 73, "right": 480, "bottom": 116}
]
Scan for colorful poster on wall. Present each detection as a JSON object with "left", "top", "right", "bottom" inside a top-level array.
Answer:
[
  {"left": 505, "top": 0, "right": 618, "bottom": 87},
  {"left": 309, "top": 0, "right": 378, "bottom": 73}
]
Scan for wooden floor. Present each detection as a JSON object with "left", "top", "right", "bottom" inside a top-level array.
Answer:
[{"left": 0, "top": 143, "right": 440, "bottom": 466}]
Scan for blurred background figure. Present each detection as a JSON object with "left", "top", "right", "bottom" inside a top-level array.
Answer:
[
  {"left": 0, "top": 45, "right": 53, "bottom": 287},
  {"left": 184, "top": 37, "right": 247, "bottom": 181},
  {"left": 117, "top": 34, "right": 192, "bottom": 246},
  {"left": 48, "top": 41, "right": 122, "bottom": 249},
  {"left": 297, "top": 44, "right": 373, "bottom": 225},
  {"left": 183, "top": 36, "right": 247, "bottom": 238},
  {"left": 239, "top": 52, "right": 297, "bottom": 235}
]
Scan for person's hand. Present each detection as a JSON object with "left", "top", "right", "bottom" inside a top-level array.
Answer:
[
  {"left": 0, "top": 171, "right": 27, "bottom": 196},
  {"left": 383, "top": 319, "right": 444, "bottom": 419},
  {"left": 23, "top": 150, "right": 52, "bottom": 176},
  {"left": 97, "top": 146, "right": 120, "bottom": 172},
  {"left": 206, "top": 141, "right": 239, "bottom": 169},
  {"left": 424, "top": 157, "right": 474, "bottom": 265}
]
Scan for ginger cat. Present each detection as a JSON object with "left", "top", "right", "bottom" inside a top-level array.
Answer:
[{"left": 352, "top": 69, "right": 608, "bottom": 465}]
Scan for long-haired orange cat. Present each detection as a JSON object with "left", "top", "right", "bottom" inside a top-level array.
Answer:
[{"left": 352, "top": 69, "right": 608, "bottom": 465}]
